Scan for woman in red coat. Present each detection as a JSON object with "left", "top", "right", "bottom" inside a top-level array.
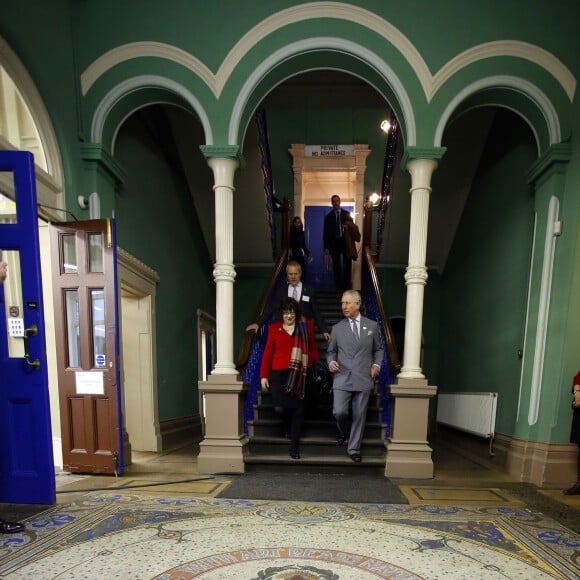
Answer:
[
  {"left": 564, "top": 370, "right": 580, "bottom": 494},
  {"left": 260, "top": 297, "right": 320, "bottom": 459}
]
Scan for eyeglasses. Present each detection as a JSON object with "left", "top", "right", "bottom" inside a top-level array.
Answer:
[{"left": 341, "top": 301, "right": 358, "bottom": 305}]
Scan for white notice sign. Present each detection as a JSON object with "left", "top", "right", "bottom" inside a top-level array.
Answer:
[
  {"left": 75, "top": 371, "right": 105, "bottom": 395},
  {"left": 305, "top": 144, "right": 354, "bottom": 157}
]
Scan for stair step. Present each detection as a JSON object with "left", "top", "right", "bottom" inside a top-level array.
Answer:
[
  {"left": 245, "top": 287, "right": 386, "bottom": 473},
  {"left": 248, "top": 419, "right": 385, "bottom": 439},
  {"left": 244, "top": 453, "right": 385, "bottom": 474},
  {"left": 248, "top": 436, "right": 386, "bottom": 457}
]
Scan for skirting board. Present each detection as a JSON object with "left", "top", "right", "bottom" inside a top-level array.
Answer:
[{"left": 160, "top": 415, "right": 203, "bottom": 450}]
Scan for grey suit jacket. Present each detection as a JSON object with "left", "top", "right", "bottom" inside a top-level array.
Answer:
[{"left": 326, "top": 316, "right": 383, "bottom": 392}]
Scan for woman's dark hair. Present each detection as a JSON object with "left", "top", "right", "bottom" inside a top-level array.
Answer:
[{"left": 277, "top": 297, "right": 300, "bottom": 319}]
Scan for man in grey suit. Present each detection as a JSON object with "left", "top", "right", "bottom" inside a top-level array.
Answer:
[{"left": 326, "top": 290, "right": 383, "bottom": 462}]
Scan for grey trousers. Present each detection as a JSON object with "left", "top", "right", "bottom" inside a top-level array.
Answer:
[{"left": 333, "top": 388, "right": 371, "bottom": 455}]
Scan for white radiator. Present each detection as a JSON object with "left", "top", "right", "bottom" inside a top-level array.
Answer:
[{"left": 436, "top": 392, "right": 498, "bottom": 453}]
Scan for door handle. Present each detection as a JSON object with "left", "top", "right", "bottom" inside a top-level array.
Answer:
[{"left": 23, "top": 324, "right": 41, "bottom": 370}]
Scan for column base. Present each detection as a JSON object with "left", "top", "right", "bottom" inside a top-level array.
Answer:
[
  {"left": 385, "top": 381, "right": 437, "bottom": 479},
  {"left": 196, "top": 374, "right": 248, "bottom": 474},
  {"left": 385, "top": 441, "right": 434, "bottom": 478},
  {"left": 197, "top": 436, "right": 249, "bottom": 474}
]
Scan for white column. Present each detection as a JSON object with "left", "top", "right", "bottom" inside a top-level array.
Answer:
[
  {"left": 207, "top": 157, "right": 239, "bottom": 375},
  {"left": 398, "top": 158, "right": 438, "bottom": 380}
]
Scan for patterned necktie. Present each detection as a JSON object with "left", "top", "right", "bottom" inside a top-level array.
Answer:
[
  {"left": 351, "top": 319, "right": 359, "bottom": 340},
  {"left": 292, "top": 285, "right": 298, "bottom": 301}
]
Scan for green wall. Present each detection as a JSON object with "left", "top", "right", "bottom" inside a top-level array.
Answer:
[
  {"left": 115, "top": 109, "right": 215, "bottom": 421},
  {"left": 438, "top": 109, "right": 536, "bottom": 436}
]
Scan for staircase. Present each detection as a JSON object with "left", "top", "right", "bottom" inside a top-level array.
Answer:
[{"left": 245, "top": 290, "right": 387, "bottom": 473}]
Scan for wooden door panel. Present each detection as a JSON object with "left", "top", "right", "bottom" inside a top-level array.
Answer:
[{"left": 51, "top": 219, "right": 123, "bottom": 474}]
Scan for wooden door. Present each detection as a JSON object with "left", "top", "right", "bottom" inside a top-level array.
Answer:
[{"left": 50, "top": 219, "right": 124, "bottom": 474}]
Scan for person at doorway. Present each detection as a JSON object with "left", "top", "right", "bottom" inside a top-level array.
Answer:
[
  {"left": 0, "top": 260, "right": 25, "bottom": 534},
  {"left": 260, "top": 298, "right": 320, "bottom": 459},
  {"left": 564, "top": 369, "right": 580, "bottom": 495},
  {"left": 246, "top": 261, "right": 330, "bottom": 342},
  {"left": 327, "top": 290, "right": 382, "bottom": 463},
  {"left": 323, "top": 194, "right": 353, "bottom": 291},
  {"left": 289, "top": 216, "right": 312, "bottom": 279}
]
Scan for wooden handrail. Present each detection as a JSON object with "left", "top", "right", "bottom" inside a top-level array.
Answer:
[
  {"left": 363, "top": 245, "right": 401, "bottom": 373},
  {"left": 236, "top": 200, "right": 290, "bottom": 370},
  {"left": 362, "top": 198, "right": 400, "bottom": 372}
]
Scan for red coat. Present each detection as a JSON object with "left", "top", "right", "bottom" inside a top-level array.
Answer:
[{"left": 260, "top": 319, "right": 320, "bottom": 378}]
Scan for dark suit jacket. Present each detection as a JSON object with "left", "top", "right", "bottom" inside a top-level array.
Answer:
[
  {"left": 258, "top": 283, "right": 328, "bottom": 334},
  {"left": 323, "top": 208, "right": 351, "bottom": 252}
]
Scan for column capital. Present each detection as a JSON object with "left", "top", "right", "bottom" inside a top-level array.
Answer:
[
  {"left": 526, "top": 143, "right": 571, "bottom": 187},
  {"left": 200, "top": 145, "right": 245, "bottom": 168},
  {"left": 401, "top": 146, "right": 446, "bottom": 169},
  {"left": 80, "top": 143, "right": 127, "bottom": 186}
]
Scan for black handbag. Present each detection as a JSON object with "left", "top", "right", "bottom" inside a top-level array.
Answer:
[{"left": 307, "top": 360, "right": 331, "bottom": 396}]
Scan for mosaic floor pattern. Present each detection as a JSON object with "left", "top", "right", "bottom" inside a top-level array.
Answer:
[{"left": 1, "top": 491, "right": 579, "bottom": 579}]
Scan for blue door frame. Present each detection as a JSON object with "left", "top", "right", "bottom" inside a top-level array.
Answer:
[{"left": 0, "top": 151, "right": 55, "bottom": 504}]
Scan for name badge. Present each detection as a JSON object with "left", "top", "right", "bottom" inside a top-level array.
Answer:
[{"left": 302, "top": 295, "right": 310, "bottom": 302}]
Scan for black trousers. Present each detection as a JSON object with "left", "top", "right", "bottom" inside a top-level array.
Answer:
[
  {"left": 274, "top": 404, "right": 305, "bottom": 451},
  {"left": 330, "top": 238, "right": 351, "bottom": 290}
]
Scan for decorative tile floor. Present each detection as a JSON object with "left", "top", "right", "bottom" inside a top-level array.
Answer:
[
  {"left": 1, "top": 492, "right": 579, "bottom": 579},
  {"left": 399, "top": 486, "right": 524, "bottom": 506}
]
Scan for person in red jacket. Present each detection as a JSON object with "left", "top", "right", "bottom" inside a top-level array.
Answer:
[
  {"left": 260, "top": 297, "right": 320, "bottom": 459},
  {"left": 564, "top": 370, "right": 580, "bottom": 495}
]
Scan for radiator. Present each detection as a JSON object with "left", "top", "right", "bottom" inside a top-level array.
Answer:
[{"left": 436, "top": 392, "right": 498, "bottom": 454}]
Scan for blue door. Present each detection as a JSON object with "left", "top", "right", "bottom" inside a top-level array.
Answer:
[
  {"left": 0, "top": 151, "right": 55, "bottom": 504},
  {"left": 304, "top": 205, "right": 353, "bottom": 290}
]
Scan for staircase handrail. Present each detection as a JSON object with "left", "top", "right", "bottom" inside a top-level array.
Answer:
[
  {"left": 363, "top": 245, "right": 401, "bottom": 373},
  {"left": 236, "top": 199, "right": 290, "bottom": 370}
]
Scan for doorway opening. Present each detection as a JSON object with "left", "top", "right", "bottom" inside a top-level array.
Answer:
[{"left": 288, "top": 144, "right": 370, "bottom": 290}]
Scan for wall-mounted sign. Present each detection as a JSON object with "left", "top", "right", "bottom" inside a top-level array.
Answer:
[
  {"left": 75, "top": 371, "right": 104, "bottom": 395},
  {"left": 305, "top": 144, "right": 354, "bottom": 157}
]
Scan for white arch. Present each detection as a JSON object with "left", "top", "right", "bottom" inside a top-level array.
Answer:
[
  {"left": 216, "top": 2, "right": 430, "bottom": 99},
  {"left": 434, "top": 76, "right": 561, "bottom": 152},
  {"left": 91, "top": 75, "right": 213, "bottom": 148},
  {"left": 80, "top": 3, "right": 430, "bottom": 101},
  {"left": 80, "top": 3, "right": 575, "bottom": 114},
  {"left": 0, "top": 34, "right": 63, "bottom": 187},
  {"left": 228, "top": 37, "right": 416, "bottom": 146},
  {"left": 81, "top": 41, "right": 216, "bottom": 97},
  {"left": 432, "top": 40, "right": 575, "bottom": 103}
]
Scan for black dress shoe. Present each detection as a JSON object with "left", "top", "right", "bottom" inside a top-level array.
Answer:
[
  {"left": 0, "top": 520, "right": 24, "bottom": 534},
  {"left": 349, "top": 453, "right": 362, "bottom": 463},
  {"left": 289, "top": 449, "right": 301, "bottom": 460},
  {"left": 337, "top": 434, "right": 347, "bottom": 445},
  {"left": 563, "top": 481, "right": 580, "bottom": 495}
]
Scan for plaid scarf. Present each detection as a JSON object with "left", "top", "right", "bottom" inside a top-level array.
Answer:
[{"left": 285, "top": 317, "right": 309, "bottom": 399}]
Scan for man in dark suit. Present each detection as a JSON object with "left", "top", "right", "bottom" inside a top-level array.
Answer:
[
  {"left": 323, "top": 194, "right": 352, "bottom": 291},
  {"left": 247, "top": 261, "right": 330, "bottom": 341},
  {"left": 326, "top": 289, "right": 383, "bottom": 462}
]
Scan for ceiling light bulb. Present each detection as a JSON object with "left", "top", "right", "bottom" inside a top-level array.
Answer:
[{"left": 380, "top": 120, "right": 391, "bottom": 133}]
